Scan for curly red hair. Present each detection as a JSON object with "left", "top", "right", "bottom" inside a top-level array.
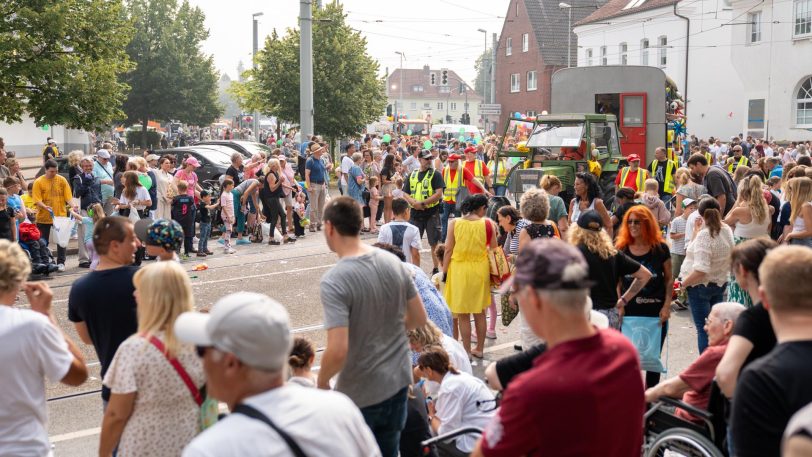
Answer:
[{"left": 615, "top": 205, "right": 664, "bottom": 251}]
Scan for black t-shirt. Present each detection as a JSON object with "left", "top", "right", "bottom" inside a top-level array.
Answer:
[
  {"left": 578, "top": 245, "right": 641, "bottom": 310},
  {"left": 732, "top": 302, "right": 777, "bottom": 368},
  {"left": 622, "top": 243, "right": 670, "bottom": 317},
  {"left": 172, "top": 195, "right": 196, "bottom": 230},
  {"left": 495, "top": 343, "right": 547, "bottom": 390},
  {"left": 704, "top": 166, "right": 737, "bottom": 215},
  {"left": 0, "top": 207, "right": 14, "bottom": 240},
  {"left": 226, "top": 165, "right": 243, "bottom": 187},
  {"left": 68, "top": 266, "right": 139, "bottom": 401},
  {"left": 650, "top": 161, "right": 673, "bottom": 197},
  {"left": 403, "top": 168, "right": 445, "bottom": 218},
  {"left": 198, "top": 201, "right": 211, "bottom": 223},
  {"left": 731, "top": 341, "right": 812, "bottom": 457}
]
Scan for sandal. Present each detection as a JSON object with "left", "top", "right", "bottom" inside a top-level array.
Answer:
[
  {"left": 369, "top": 230, "right": 379, "bottom": 234},
  {"left": 470, "top": 350, "right": 484, "bottom": 359}
]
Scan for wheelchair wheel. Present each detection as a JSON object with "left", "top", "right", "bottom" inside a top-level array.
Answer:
[{"left": 645, "top": 427, "right": 724, "bottom": 457}]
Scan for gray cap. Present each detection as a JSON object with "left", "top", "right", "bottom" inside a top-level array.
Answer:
[
  {"left": 499, "top": 238, "right": 593, "bottom": 293},
  {"left": 174, "top": 292, "right": 292, "bottom": 371}
]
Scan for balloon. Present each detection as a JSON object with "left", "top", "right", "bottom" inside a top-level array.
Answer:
[
  {"left": 276, "top": 139, "right": 282, "bottom": 146},
  {"left": 458, "top": 136, "right": 465, "bottom": 141},
  {"left": 382, "top": 134, "right": 391, "bottom": 143},
  {"left": 514, "top": 112, "right": 522, "bottom": 118},
  {"left": 472, "top": 138, "right": 478, "bottom": 145},
  {"left": 407, "top": 129, "right": 413, "bottom": 136},
  {"left": 459, "top": 127, "right": 465, "bottom": 133},
  {"left": 423, "top": 140, "right": 432, "bottom": 149}
]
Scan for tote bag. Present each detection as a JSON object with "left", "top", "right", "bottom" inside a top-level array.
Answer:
[{"left": 621, "top": 316, "right": 666, "bottom": 373}]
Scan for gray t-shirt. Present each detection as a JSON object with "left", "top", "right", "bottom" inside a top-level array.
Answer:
[{"left": 320, "top": 248, "right": 418, "bottom": 408}]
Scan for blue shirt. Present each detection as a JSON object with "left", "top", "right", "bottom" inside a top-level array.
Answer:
[
  {"left": 92, "top": 159, "right": 115, "bottom": 201},
  {"left": 347, "top": 165, "right": 365, "bottom": 205},
  {"left": 306, "top": 156, "right": 327, "bottom": 183},
  {"left": 299, "top": 142, "right": 309, "bottom": 159},
  {"left": 770, "top": 166, "right": 783, "bottom": 179}
]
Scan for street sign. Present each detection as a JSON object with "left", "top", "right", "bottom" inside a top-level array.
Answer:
[{"left": 478, "top": 104, "right": 501, "bottom": 115}]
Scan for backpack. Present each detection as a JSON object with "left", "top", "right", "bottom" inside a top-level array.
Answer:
[{"left": 19, "top": 222, "right": 41, "bottom": 243}]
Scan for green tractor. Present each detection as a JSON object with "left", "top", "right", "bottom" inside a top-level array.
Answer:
[{"left": 494, "top": 113, "right": 627, "bottom": 208}]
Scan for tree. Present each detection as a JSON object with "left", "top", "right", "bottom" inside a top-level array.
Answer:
[
  {"left": 241, "top": 3, "right": 386, "bottom": 140},
  {"left": 122, "top": 0, "right": 221, "bottom": 144},
  {"left": 218, "top": 74, "right": 240, "bottom": 120},
  {"left": 0, "top": 1, "right": 134, "bottom": 129},
  {"left": 473, "top": 49, "right": 492, "bottom": 101}
]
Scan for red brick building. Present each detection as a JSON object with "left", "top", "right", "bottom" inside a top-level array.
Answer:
[{"left": 495, "top": 0, "right": 606, "bottom": 128}]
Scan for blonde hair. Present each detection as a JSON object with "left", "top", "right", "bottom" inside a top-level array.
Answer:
[
  {"left": 0, "top": 240, "right": 31, "bottom": 294},
  {"left": 644, "top": 178, "right": 659, "bottom": 192},
  {"left": 568, "top": 224, "right": 617, "bottom": 259},
  {"left": 407, "top": 321, "right": 443, "bottom": 349},
  {"left": 540, "top": 175, "right": 562, "bottom": 192},
  {"left": 263, "top": 158, "right": 280, "bottom": 175},
  {"left": 88, "top": 203, "right": 105, "bottom": 223},
  {"left": 737, "top": 175, "right": 769, "bottom": 224},
  {"left": 67, "top": 150, "right": 85, "bottom": 167},
  {"left": 788, "top": 177, "right": 812, "bottom": 224},
  {"left": 133, "top": 262, "right": 194, "bottom": 357},
  {"left": 760, "top": 245, "right": 812, "bottom": 311}
]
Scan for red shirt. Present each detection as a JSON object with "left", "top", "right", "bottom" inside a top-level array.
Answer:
[
  {"left": 463, "top": 160, "right": 490, "bottom": 194},
  {"left": 614, "top": 167, "right": 645, "bottom": 191},
  {"left": 445, "top": 168, "right": 476, "bottom": 203},
  {"left": 676, "top": 343, "right": 727, "bottom": 422},
  {"left": 481, "top": 329, "right": 645, "bottom": 457}
]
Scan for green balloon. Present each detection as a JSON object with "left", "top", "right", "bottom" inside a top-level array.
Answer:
[
  {"left": 382, "top": 134, "right": 391, "bottom": 143},
  {"left": 459, "top": 127, "right": 465, "bottom": 133},
  {"left": 41, "top": 124, "right": 50, "bottom": 131},
  {"left": 458, "top": 135, "right": 465, "bottom": 141},
  {"left": 407, "top": 129, "right": 413, "bottom": 136},
  {"left": 276, "top": 139, "right": 282, "bottom": 146},
  {"left": 423, "top": 140, "right": 432, "bottom": 149}
]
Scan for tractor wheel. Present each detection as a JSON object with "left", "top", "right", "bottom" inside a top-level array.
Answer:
[{"left": 599, "top": 171, "right": 617, "bottom": 209}]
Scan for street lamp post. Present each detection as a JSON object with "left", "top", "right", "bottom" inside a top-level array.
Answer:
[
  {"left": 477, "top": 28, "right": 487, "bottom": 131},
  {"left": 252, "top": 12, "right": 263, "bottom": 140},
  {"left": 558, "top": 3, "right": 572, "bottom": 68},
  {"left": 395, "top": 51, "right": 405, "bottom": 131}
]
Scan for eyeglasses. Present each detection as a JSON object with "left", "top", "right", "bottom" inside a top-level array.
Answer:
[
  {"left": 195, "top": 345, "right": 210, "bottom": 358},
  {"left": 627, "top": 219, "right": 642, "bottom": 226}
]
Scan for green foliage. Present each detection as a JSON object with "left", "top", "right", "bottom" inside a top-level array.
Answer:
[
  {"left": 0, "top": 0, "right": 135, "bottom": 129},
  {"left": 244, "top": 3, "right": 386, "bottom": 139},
  {"left": 122, "top": 0, "right": 222, "bottom": 140},
  {"left": 125, "top": 129, "right": 162, "bottom": 148},
  {"left": 473, "top": 49, "right": 491, "bottom": 100}
]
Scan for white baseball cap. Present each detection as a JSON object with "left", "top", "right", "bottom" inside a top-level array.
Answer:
[
  {"left": 174, "top": 292, "right": 292, "bottom": 371},
  {"left": 96, "top": 149, "right": 111, "bottom": 159}
]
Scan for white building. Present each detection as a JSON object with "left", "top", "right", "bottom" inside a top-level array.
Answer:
[
  {"left": 387, "top": 66, "right": 486, "bottom": 127},
  {"left": 730, "top": 0, "right": 812, "bottom": 141},
  {"left": 0, "top": 115, "right": 92, "bottom": 158}
]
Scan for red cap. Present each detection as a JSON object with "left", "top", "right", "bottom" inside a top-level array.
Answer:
[
  {"left": 627, "top": 154, "right": 641, "bottom": 162},
  {"left": 464, "top": 146, "right": 476, "bottom": 154},
  {"left": 447, "top": 153, "right": 462, "bottom": 161}
]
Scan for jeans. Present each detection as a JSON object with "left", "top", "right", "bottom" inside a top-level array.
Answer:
[
  {"left": 360, "top": 387, "right": 408, "bottom": 457},
  {"left": 494, "top": 184, "right": 507, "bottom": 197},
  {"left": 76, "top": 209, "right": 90, "bottom": 263},
  {"left": 440, "top": 201, "right": 459, "bottom": 242},
  {"left": 198, "top": 222, "right": 211, "bottom": 252},
  {"left": 687, "top": 283, "right": 726, "bottom": 353},
  {"left": 36, "top": 223, "right": 66, "bottom": 265}
]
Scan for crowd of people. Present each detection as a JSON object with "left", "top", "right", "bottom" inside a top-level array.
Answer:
[{"left": 1, "top": 130, "right": 812, "bottom": 457}]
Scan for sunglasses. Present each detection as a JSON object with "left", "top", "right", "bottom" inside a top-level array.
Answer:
[
  {"left": 627, "top": 219, "right": 642, "bottom": 226},
  {"left": 195, "top": 345, "right": 210, "bottom": 358}
]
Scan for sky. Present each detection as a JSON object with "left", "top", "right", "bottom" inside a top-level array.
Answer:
[{"left": 187, "top": 0, "right": 510, "bottom": 86}]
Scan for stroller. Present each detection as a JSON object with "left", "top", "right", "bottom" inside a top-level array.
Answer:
[{"left": 18, "top": 222, "right": 59, "bottom": 278}]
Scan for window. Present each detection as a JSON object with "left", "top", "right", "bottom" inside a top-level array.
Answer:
[
  {"left": 507, "top": 37, "right": 513, "bottom": 56},
  {"left": 510, "top": 73, "right": 520, "bottom": 92},
  {"left": 423, "top": 102, "right": 431, "bottom": 109},
  {"left": 748, "top": 11, "right": 762, "bottom": 43},
  {"left": 795, "top": 0, "right": 812, "bottom": 37},
  {"left": 600, "top": 46, "right": 607, "bottom": 65},
  {"left": 516, "top": 1, "right": 519, "bottom": 16},
  {"left": 412, "top": 85, "right": 424, "bottom": 92},
  {"left": 526, "top": 71, "right": 538, "bottom": 91},
  {"left": 410, "top": 102, "right": 417, "bottom": 109},
  {"left": 437, "top": 102, "right": 444, "bottom": 110},
  {"left": 526, "top": 110, "right": 537, "bottom": 117},
  {"left": 658, "top": 36, "right": 667, "bottom": 66},
  {"left": 796, "top": 76, "right": 812, "bottom": 125},
  {"left": 619, "top": 42, "right": 628, "bottom": 65},
  {"left": 522, "top": 33, "right": 529, "bottom": 52},
  {"left": 640, "top": 39, "right": 649, "bottom": 65},
  {"left": 450, "top": 102, "right": 457, "bottom": 111},
  {"left": 586, "top": 48, "right": 593, "bottom": 66},
  {"left": 748, "top": 99, "right": 766, "bottom": 138}
]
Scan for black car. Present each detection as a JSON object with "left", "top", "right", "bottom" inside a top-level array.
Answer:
[
  {"left": 154, "top": 147, "right": 231, "bottom": 183},
  {"left": 196, "top": 140, "right": 274, "bottom": 159}
]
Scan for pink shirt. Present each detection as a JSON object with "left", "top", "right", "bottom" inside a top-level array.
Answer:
[
  {"left": 174, "top": 169, "right": 198, "bottom": 197},
  {"left": 220, "top": 191, "right": 235, "bottom": 224}
]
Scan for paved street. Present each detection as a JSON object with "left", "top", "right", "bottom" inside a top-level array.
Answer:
[{"left": 11, "top": 224, "right": 702, "bottom": 456}]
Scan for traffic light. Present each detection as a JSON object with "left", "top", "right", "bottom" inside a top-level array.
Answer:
[
  {"left": 430, "top": 73, "right": 436, "bottom": 85},
  {"left": 446, "top": 114, "right": 452, "bottom": 123},
  {"left": 461, "top": 113, "right": 470, "bottom": 124},
  {"left": 386, "top": 104, "right": 392, "bottom": 117},
  {"left": 441, "top": 69, "right": 448, "bottom": 86},
  {"left": 459, "top": 82, "right": 465, "bottom": 94}
]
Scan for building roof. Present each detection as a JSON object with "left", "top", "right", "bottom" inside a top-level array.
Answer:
[
  {"left": 575, "top": 0, "right": 678, "bottom": 26},
  {"left": 523, "top": 0, "right": 607, "bottom": 66},
  {"left": 387, "top": 67, "right": 482, "bottom": 101}
]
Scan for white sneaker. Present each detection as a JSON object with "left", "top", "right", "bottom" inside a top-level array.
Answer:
[
  {"left": 225, "top": 248, "right": 236, "bottom": 254},
  {"left": 57, "top": 264, "right": 66, "bottom": 272}
]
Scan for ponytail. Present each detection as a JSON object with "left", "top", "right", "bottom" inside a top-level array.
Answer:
[
  {"left": 698, "top": 197, "right": 723, "bottom": 238},
  {"left": 416, "top": 346, "right": 459, "bottom": 376}
]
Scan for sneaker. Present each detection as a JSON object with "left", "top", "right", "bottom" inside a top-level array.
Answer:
[
  {"left": 180, "top": 254, "right": 190, "bottom": 261},
  {"left": 236, "top": 238, "right": 251, "bottom": 245},
  {"left": 57, "top": 263, "right": 66, "bottom": 272},
  {"left": 268, "top": 240, "right": 281, "bottom": 246},
  {"left": 205, "top": 250, "right": 215, "bottom": 255},
  {"left": 225, "top": 248, "right": 236, "bottom": 254},
  {"left": 78, "top": 261, "right": 91, "bottom": 269},
  {"left": 309, "top": 226, "right": 316, "bottom": 233},
  {"left": 432, "top": 267, "right": 439, "bottom": 276},
  {"left": 316, "top": 224, "right": 322, "bottom": 231},
  {"left": 486, "top": 331, "right": 497, "bottom": 340},
  {"left": 514, "top": 344, "right": 523, "bottom": 351},
  {"left": 196, "top": 252, "right": 208, "bottom": 257}
]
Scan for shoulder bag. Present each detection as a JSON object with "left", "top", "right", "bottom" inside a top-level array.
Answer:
[
  {"left": 485, "top": 220, "right": 511, "bottom": 288},
  {"left": 233, "top": 403, "right": 308, "bottom": 457}
]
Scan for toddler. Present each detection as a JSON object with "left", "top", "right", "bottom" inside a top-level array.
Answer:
[
  {"left": 292, "top": 191, "right": 309, "bottom": 238},
  {"left": 640, "top": 178, "right": 670, "bottom": 228},
  {"left": 70, "top": 203, "right": 104, "bottom": 269},
  {"left": 197, "top": 189, "right": 216, "bottom": 257},
  {"left": 220, "top": 179, "right": 236, "bottom": 254},
  {"left": 144, "top": 219, "right": 184, "bottom": 262},
  {"left": 392, "top": 176, "right": 404, "bottom": 199}
]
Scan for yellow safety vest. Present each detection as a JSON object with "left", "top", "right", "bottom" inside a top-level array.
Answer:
[
  {"left": 42, "top": 144, "right": 60, "bottom": 158},
  {"left": 487, "top": 159, "right": 508, "bottom": 185},
  {"left": 467, "top": 159, "right": 484, "bottom": 180},
  {"left": 409, "top": 169, "right": 439, "bottom": 209},
  {"left": 649, "top": 159, "right": 676, "bottom": 194},
  {"left": 443, "top": 166, "right": 462, "bottom": 202},
  {"left": 620, "top": 166, "right": 648, "bottom": 191},
  {"left": 704, "top": 152, "right": 713, "bottom": 165},
  {"left": 727, "top": 156, "right": 749, "bottom": 174}
]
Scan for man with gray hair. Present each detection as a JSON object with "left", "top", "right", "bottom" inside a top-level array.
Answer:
[
  {"left": 175, "top": 292, "right": 380, "bottom": 456},
  {"left": 471, "top": 238, "right": 644, "bottom": 457},
  {"left": 645, "top": 301, "right": 744, "bottom": 420}
]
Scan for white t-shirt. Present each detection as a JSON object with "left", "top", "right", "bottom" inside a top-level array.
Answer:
[
  {"left": 377, "top": 221, "right": 422, "bottom": 264},
  {"left": 442, "top": 334, "right": 472, "bottom": 375},
  {"left": 182, "top": 385, "right": 380, "bottom": 457},
  {"left": 435, "top": 372, "right": 497, "bottom": 453},
  {"left": 684, "top": 210, "right": 702, "bottom": 246},
  {"left": 0, "top": 306, "right": 72, "bottom": 457},
  {"left": 340, "top": 155, "right": 354, "bottom": 186},
  {"left": 119, "top": 186, "right": 151, "bottom": 211}
]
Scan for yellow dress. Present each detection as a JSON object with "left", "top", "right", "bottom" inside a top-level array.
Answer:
[{"left": 444, "top": 218, "right": 491, "bottom": 314}]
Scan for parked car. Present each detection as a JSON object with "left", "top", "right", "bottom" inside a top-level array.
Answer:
[
  {"left": 34, "top": 156, "right": 72, "bottom": 180},
  {"left": 196, "top": 140, "right": 275, "bottom": 159},
  {"left": 154, "top": 147, "right": 231, "bottom": 183}
]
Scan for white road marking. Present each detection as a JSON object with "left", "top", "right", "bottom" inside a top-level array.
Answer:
[
  {"left": 50, "top": 427, "right": 101, "bottom": 443},
  {"left": 190, "top": 263, "right": 335, "bottom": 287}
]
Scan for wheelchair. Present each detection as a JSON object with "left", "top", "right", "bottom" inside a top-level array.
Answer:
[
  {"left": 643, "top": 395, "right": 727, "bottom": 457},
  {"left": 421, "top": 427, "right": 482, "bottom": 457}
]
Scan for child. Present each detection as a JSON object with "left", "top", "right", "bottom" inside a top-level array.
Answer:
[
  {"left": 0, "top": 188, "right": 16, "bottom": 241},
  {"left": 431, "top": 243, "right": 446, "bottom": 295},
  {"left": 288, "top": 336, "right": 317, "bottom": 388},
  {"left": 171, "top": 180, "right": 196, "bottom": 259},
  {"left": 292, "top": 191, "right": 309, "bottom": 238},
  {"left": 70, "top": 203, "right": 104, "bottom": 270},
  {"left": 640, "top": 178, "right": 670, "bottom": 228},
  {"left": 377, "top": 198, "right": 421, "bottom": 266},
  {"left": 670, "top": 198, "right": 695, "bottom": 309},
  {"left": 144, "top": 219, "right": 184, "bottom": 262},
  {"left": 219, "top": 179, "right": 236, "bottom": 254},
  {"left": 392, "top": 176, "right": 404, "bottom": 199},
  {"left": 20, "top": 182, "right": 37, "bottom": 219},
  {"left": 197, "top": 189, "right": 216, "bottom": 257},
  {"left": 367, "top": 176, "right": 383, "bottom": 234}
]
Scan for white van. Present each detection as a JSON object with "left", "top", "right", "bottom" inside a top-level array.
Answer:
[{"left": 430, "top": 124, "right": 484, "bottom": 142}]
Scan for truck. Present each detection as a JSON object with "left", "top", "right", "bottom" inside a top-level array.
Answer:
[{"left": 497, "top": 65, "right": 685, "bottom": 206}]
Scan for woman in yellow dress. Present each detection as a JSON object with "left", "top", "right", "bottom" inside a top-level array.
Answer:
[{"left": 442, "top": 193, "right": 498, "bottom": 358}]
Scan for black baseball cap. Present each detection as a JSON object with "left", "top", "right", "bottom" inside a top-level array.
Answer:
[
  {"left": 499, "top": 238, "right": 593, "bottom": 293},
  {"left": 419, "top": 149, "right": 433, "bottom": 160},
  {"left": 577, "top": 210, "right": 604, "bottom": 232}
]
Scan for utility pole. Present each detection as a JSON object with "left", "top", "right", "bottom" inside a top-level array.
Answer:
[
  {"left": 252, "top": 12, "right": 263, "bottom": 141},
  {"left": 395, "top": 51, "right": 405, "bottom": 131},
  {"left": 299, "top": 0, "right": 314, "bottom": 140},
  {"left": 491, "top": 33, "right": 497, "bottom": 104}
]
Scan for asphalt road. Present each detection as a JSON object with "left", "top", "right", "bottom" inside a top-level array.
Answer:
[{"left": 19, "top": 228, "right": 701, "bottom": 456}]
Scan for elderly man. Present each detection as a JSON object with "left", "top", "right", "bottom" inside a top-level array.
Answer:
[
  {"left": 645, "top": 302, "right": 745, "bottom": 420},
  {"left": 471, "top": 239, "right": 644, "bottom": 457},
  {"left": 175, "top": 292, "right": 381, "bottom": 456},
  {"left": 305, "top": 142, "right": 332, "bottom": 232},
  {"left": 92, "top": 149, "right": 115, "bottom": 212},
  {"left": 462, "top": 146, "right": 492, "bottom": 195},
  {"left": 727, "top": 145, "right": 752, "bottom": 174}
]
